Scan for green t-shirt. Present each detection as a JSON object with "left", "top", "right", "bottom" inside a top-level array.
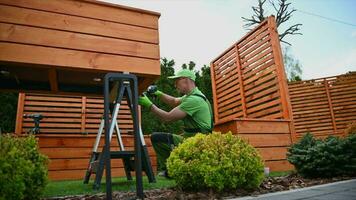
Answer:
[{"left": 178, "top": 87, "right": 212, "bottom": 137}]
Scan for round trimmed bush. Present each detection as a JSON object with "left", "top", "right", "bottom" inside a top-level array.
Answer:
[
  {"left": 167, "top": 132, "right": 264, "bottom": 191},
  {"left": 0, "top": 134, "right": 48, "bottom": 200}
]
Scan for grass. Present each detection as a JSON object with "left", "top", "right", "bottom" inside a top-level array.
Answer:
[
  {"left": 43, "top": 170, "right": 294, "bottom": 198},
  {"left": 43, "top": 176, "right": 176, "bottom": 198}
]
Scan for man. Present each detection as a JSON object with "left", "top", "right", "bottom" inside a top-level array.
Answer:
[{"left": 138, "top": 69, "right": 213, "bottom": 176}]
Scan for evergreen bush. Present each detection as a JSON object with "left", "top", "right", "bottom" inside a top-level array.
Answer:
[{"left": 287, "top": 133, "right": 356, "bottom": 178}]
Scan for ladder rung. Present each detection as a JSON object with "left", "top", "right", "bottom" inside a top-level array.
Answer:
[{"left": 110, "top": 151, "right": 135, "bottom": 159}]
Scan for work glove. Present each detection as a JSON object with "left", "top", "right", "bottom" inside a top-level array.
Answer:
[
  {"left": 138, "top": 94, "right": 153, "bottom": 109},
  {"left": 146, "top": 85, "right": 163, "bottom": 98}
]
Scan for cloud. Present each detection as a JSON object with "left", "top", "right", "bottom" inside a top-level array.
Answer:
[{"left": 352, "top": 30, "right": 356, "bottom": 38}]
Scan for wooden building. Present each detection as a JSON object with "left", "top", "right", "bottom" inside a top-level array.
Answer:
[
  {"left": 0, "top": 0, "right": 161, "bottom": 94},
  {"left": 0, "top": 0, "right": 161, "bottom": 180}
]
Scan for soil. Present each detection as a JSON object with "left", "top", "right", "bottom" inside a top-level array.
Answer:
[{"left": 45, "top": 174, "right": 355, "bottom": 200}]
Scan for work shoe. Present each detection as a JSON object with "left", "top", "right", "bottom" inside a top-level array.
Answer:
[{"left": 158, "top": 170, "right": 170, "bottom": 178}]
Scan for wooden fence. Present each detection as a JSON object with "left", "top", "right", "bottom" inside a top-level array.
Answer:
[
  {"left": 15, "top": 93, "right": 156, "bottom": 180},
  {"left": 210, "top": 16, "right": 293, "bottom": 124},
  {"left": 289, "top": 72, "right": 356, "bottom": 138},
  {"left": 210, "top": 16, "right": 295, "bottom": 171}
]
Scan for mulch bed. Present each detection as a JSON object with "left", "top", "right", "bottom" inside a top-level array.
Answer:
[{"left": 45, "top": 174, "right": 355, "bottom": 200}]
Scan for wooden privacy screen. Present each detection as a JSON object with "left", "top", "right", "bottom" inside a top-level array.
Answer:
[
  {"left": 16, "top": 93, "right": 134, "bottom": 135},
  {"left": 210, "top": 16, "right": 295, "bottom": 171},
  {"left": 210, "top": 16, "right": 292, "bottom": 125},
  {"left": 289, "top": 72, "right": 356, "bottom": 138},
  {"left": 0, "top": 0, "right": 160, "bottom": 94},
  {"left": 15, "top": 93, "right": 156, "bottom": 180}
]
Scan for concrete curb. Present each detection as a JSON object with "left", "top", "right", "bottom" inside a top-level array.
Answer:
[{"left": 229, "top": 179, "right": 356, "bottom": 200}]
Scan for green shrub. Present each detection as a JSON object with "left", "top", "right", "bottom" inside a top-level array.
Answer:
[
  {"left": 167, "top": 132, "right": 264, "bottom": 191},
  {"left": 0, "top": 134, "right": 49, "bottom": 200},
  {"left": 287, "top": 133, "right": 356, "bottom": 178}
]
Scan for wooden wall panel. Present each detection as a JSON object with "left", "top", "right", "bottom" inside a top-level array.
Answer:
[
  {"left": 0, "top": 0, "right": 160, "bottom": 29},
  {"left": 0, "top": 0, "right": 160, "bottom": 94},
  {"left": 214, "top": 119, "right": 294, "bottom": 172},
  {"left": 210, "top": 16, "right": 292, "bottom": 125},
  {"left": 38, "top": 135, "right": 156, "bottom": 181},
  {"left": 0, "top": 4, "right": 158, "bottom": 44},
  {"left": 16, "top": 92, "right": 157, "bottom": 180},
  {"left": 18, "top": 93, "right": 134, "bottom": 134},
  {"left": 0, "top": 23, "right": 159, "bottom": 59},
  {"left": 289, "top": 72, "right": 356, "bottom": 138},
  {"left": 0, "top": 43, "right": 160, "bottom": 76}
]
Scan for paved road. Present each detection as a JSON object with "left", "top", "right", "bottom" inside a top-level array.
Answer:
[{"left": 230, "top": 179, "right": 356, "bottom": 200}]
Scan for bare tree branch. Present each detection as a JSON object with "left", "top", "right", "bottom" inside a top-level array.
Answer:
[
  {"left": 242, "top": 0, "right": 302, "bottom": 46},
  {"left": 279, "top": 23, "right": 302, "bottom": 42},
  {"left": 241, "top": 0, "right": 267, "bottom": 28}
]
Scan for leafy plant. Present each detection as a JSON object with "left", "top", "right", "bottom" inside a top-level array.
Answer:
[
  {"left": 167, "top": 132, "right": 264, "bottom": 191},
  {"left": 0, "top": 134, "right": 48, "bottom": 200},
  {"left": 287, "top": 133, "right": 356, "bottom": 178},
  {"left": 0, "top": 92, "right": 18, "bottom": 133}
]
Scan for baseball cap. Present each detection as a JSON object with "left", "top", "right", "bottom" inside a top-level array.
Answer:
[{"left": 168, "top": 69, "right": 196, "bottom": 81}]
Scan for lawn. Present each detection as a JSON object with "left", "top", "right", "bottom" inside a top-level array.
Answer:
[
  {"left": 43, "top": 176, "right": 176, "bottom": 198},
  {"left": 43, "top": 171, "right": 293, "bottom": 198}
]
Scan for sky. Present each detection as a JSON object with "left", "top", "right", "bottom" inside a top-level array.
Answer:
[{"left": 104, "top": 0, "right": 356, "bottom": 80}]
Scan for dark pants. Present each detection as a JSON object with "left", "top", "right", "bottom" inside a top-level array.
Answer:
[{"left": 150, "top": 132, "right": 184, "bottom": 171}]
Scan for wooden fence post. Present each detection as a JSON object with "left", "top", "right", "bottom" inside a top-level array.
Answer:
[
  {"left": 210, "top": 62, "right": 220, "bottom": 124},
  {"left": 15, "top": 93, "right": 25, "bottom": 135},
  {"left": 324, "top": 79, "right": 337, "bottom": 134},
  {"left": 268, "top": 16, "right": 297, "bottom": 143},
  {"left": 234, "top": 44, "right": 247, "bottom": 118},
  {"left": 81, "top": 96, "right": 87, "bottom": 133}
]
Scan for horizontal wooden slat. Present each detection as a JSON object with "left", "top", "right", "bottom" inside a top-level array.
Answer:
[
  {"left": 257, "top": 147, "right": 287, "bottom": 161},
  {"left": 0, "top": 23, "right": 159, "bottom": 59},
  {"left": 265, "top": 160, "right": 294, "bottom": 172},
  {"left": 0, "top": 0, "right": 160, "bottom": 29},
  {"left": 0, "top": 4, "right": 158, "bottom": 44},
  {"left": 47, "top": 167, "right": 158, "bottom": 181},
  {"left": 37, "top": 135, "right": 151, "bottom": 148},
  {"left": 240, "top": 40, "right": 271, "bottom": 65},
  {"left": 0, "top": 42, "right": 160, "bottom": 76},
  {"left": 239, "top": 134, "right": 291, "bottom": 147},
  {"left": 248, "top": 105, "right": 282, "bottom": 118},
  {"left": 48, "top": 157, "right": 157, "bottom": 171},
  {"left": 40, "top": 147, "right": 155, "bottom": 159},
  {"left": 235, "top": 120, "right": 290, "bottom": 134}
]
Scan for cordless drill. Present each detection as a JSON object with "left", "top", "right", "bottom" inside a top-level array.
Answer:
[{"left": 23, "top": 113, "right": 44, "bottom": 134}]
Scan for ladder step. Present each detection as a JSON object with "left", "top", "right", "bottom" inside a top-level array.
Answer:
[{"left": 110, "top": 151, "right": 135, "bottom": 159}]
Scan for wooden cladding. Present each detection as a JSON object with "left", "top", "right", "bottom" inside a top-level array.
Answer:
[
  {"left": 38, "top": 134, "right": 156, "bottom": 180},
  {"left": 16, "top": 93, "right": 134, "bottom": 135},
  {"left": 210, "top": 16, "right": 293, "bottom": 125},
  {"left": 15, "top": 92, "right": 157, "bottom": 180},
  {"left": 289, "top": 72, "right": 356, "bottom": 138},
  {"left": 214, "top": 119, "right": 294, "bottom": 172},
  {"left": 0, "top": 0, "right": 160, "bottom": 94}
]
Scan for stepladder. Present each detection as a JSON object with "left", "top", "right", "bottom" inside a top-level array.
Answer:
[{"left": 83, "top": 76, "right": 155, "bottom": 191}]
